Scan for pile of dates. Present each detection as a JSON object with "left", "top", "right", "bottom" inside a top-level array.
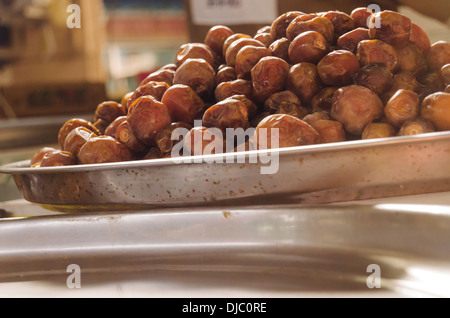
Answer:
[{"left": 32, "top": 7, "right": 450, "bottom": 167}]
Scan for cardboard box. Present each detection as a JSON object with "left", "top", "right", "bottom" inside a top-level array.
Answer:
[{"left": 183, "top": 0, "right": 398, "bottom": 43}]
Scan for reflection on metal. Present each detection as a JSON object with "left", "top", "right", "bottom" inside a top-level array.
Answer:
[{"left": 0, "top": 204, "right": 449, "bottom": 297}]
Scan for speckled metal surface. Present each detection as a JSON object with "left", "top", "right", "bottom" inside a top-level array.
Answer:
[{"left": 1, "top": 132, "right": 450, "bottom": 212}]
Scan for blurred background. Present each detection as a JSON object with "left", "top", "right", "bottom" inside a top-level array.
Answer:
[
  {"left": 0, "top": 0, "right": 448, "bottom": 119},
  {"left": 0, "top": 0, "right": 448, "bottom": 201}
]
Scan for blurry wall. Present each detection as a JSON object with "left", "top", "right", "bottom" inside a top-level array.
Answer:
[{"left": 0, "top": 0, "right": 107, "bottom": 119}]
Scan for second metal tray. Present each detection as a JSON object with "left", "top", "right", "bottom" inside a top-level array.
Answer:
[
  {"left": 1, "top": 132, "right": 450, "bottom": 212},
  {"left": 1, "top": 204, "right": 450, "bottom": 297}
]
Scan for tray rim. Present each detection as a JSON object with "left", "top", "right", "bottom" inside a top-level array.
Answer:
[{"left": 1, "top": 131, "right": 449, "bottom": 175}]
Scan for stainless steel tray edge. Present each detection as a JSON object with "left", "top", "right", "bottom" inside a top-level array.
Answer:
[{"left": 1, "top": 132, "right": 450, "bottom": 212}]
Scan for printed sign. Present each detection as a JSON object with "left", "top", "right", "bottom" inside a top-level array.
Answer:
[{"left": 190, "top": 0, "right": 278, "bottom": 25}]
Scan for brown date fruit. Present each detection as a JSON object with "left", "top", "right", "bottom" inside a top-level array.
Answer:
[
  {"left": 251, "top": 56, "right": 290, "bottom": 103},
  {"left": 30, "top": 147, "right": 57, "bottom": 167},
  {"left": 222, "top": 33, "right": 252, "bottom": 57},
  {"left": 289, "top": 31, "right": 329, "bottom": 64},
  {"left": 139, "top": 69, "right": 175, "bottom": 87},
  {"left": 254, "top": 33, "right": 273, "bottom": 48},
  {"left": 264, "top": 90, "right": 302, "bottom": 113},
  {"left": 155, "top": 122, "right": 193, "bottom": 156},
  {"left": 303, "top": 114, "right": 346, "bottom": 143},
  {"left": 225, "top": 38, "right": 265, "bottom": 67},
  {"left": 93, "top": 119, "right": 109, "bottom": 135},
  {"left": 440, "top": 64, "right": 450, "bottom": 86},
  {"left": 105, "top": 116, "right": 127, "bottom": 139},
  {"left": 202, "top": 99, "right": 250, "bottom": 131},
  {"left": 303, "top": 111, "right": 331, "bottom": 124},
  {"left": 357, "top": 39, "right": 398, "bottom": 73},
  {"left": 426, "top": 41, "right": 450, "bottom": 71},
  {"left": 250, "top": 111, "right": 271, "bottom": 128},
  {"left": 173, "top": 58, "right": 216, "bottom": 99},
  {"left": 419, "top": 70, "right": 445, "bottom": 89},
  {"left": 215, "top": 79, "right": 253, "bottom": 102},
  {"left": 270, "top": 11, "right": 304, "bottom": 41},
  {"left": 159, "top": 63, "right": 177, "bottom": 72},
  {"left": 254, "top": 114, "right": 321, "bottom": 149},
  {"left": 276, "top": 102, "right": 308, "bottom": 119},
  {"left": 143, "top": 147, "right": 165, "bottom": 160},
  {"left": 320, "top": 11, "right": 355, "bottom": 37},
  {"left": 384, "top": 89, "right": 420, "bottom": 128},
  {"left": 215, "top": 65, "right": 237, "bottom": 86},
  {"left": 350, "top": 7, "right": 372, "bottom": 29},
  {"left": 286, "top": 62, "right": 322, "bottom": 105},
  {"left": 369, "top": 10, "right": 412, "bottom": 47},
  {"left": 409, "top": 23, "right": 431, "bottom": 55},
  {"left": 40, "top": 150, "right": 77, "bottom": 167},
  {"left": 127, "top": 96, "right": 172, "bottom": 146},
  {"left": 362, "top": 122, "right": 397, "bottom": 140},
  {"left": 204, "top": 25, "right": 234, "bottom": 57},
  {"left": 227, "top": 95, "right": 259, "bottom": 120},
  {"left": 418, "top": 71, "right": 445, "bottom": 99},
  {"left": 382, "top": 84, "right": 419, "bottom": 106},
  {"left": 175, "top": 43, "right": 215, "bottom": 68},
  {"left": 217, "top": 62, "right": 228, "bottom": 71},
  {"left": 390, "top": 71, "right": 422, "bottom": 93},
  {"left": 446, "top": 85, "right": 450, "bottom": 93},
  {"left": 127, "top": 81, "right": 170, "bottom": 110},
  {"left": 58, "top": 118, "right": 100, "bottom": 149},
  {"left": 63, "top": 126, "right": 98, "bottom": 157},
  {"left": 353, "top": 63, "right": 393, "bottom": 96},
  {"left": 421, "top": 92, "right": 450, "bottom": 131},
  {"left": 318, "top": 50, "right": 360, "bottom": 86},
  {"left": 256, "top": 26, "right": 272, "bottom": 35},
  {"left": 264, "top": 90, "right": 307, "bottom": 118},
  {"left": 161, "top": 84, "right": 205, "bottom": 124},
  {"left": 269, "top": 37, "right": 290, "bottom": 62},
  {"left": 396, "top": 43, "right": 427, "bottom": 75},
  {"left": 331, "top": 85, "right": 384, "bottom": 135},
  {"left": 337, "top": 28, "right": 370, "bottom": 53},
  {"left": 310, "top": 87, "right": 340, "bottom": 113},
  {"left": 235, "top": 45, "right": 271, "bottom": 80},
  {"left": 398, "top": 118, "right": 435, "bottom": 136},
  {"left": 286, "top": 15, "right": 334, "bottom": 44},
  {"left": 115, "top": 121, "right": 148, "bottom": 154},
  {"left": 94, "top": 101, "right": 127, "bottom": 125},
  {"left": 78, "top": 135, "right": 136, "bottom": 164},
  {"left": 121, "top": 92, "right": 133, "bottom": 112},
  {"left": 183, "top": 126, "right": 226, "bottom": 156}
]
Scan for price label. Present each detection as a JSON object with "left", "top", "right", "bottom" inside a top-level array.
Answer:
[{"left": 190, "top": 0, "right": 278, "bottom": 25}]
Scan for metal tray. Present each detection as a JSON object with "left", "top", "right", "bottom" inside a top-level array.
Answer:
[
  {"left": 1, "top": 132, "right": 450, "bottom": 213},
  {"left": 1, "top": 204, "right": 450, "bottom": 297}
]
